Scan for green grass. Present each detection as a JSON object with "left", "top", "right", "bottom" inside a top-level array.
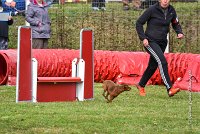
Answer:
[{"left": 0, "top": 84, "right": 200, "bottom": 134}]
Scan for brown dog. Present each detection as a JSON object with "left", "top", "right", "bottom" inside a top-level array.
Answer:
[{"left": 102, "top": 80, "right": 131, "bottom": 103}]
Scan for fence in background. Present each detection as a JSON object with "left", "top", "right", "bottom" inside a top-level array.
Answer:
[{"left": 9, "top": 0, "right": 200, "bottom": 53}]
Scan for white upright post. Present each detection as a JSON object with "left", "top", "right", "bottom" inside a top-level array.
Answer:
[
  {"left": 72, "top": 58, "right": 79, "bottom": 77},
  {"left": 32, "top": 58, "right": 37, "bottom": 102},
  {"left": 165, "top": 33, "right": 169, "bottom": 53},
  {"left": 72, "top": 58, "right": 85, "bottom": 101},
  {"left": 16, "top": 27, "right": 21, "bottom": 103}
]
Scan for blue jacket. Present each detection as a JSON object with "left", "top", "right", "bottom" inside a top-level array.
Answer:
[
  {"left": 25, "top": 2, "right": 51, "bottom": 39},
  {"left": 136, "top": 2, "right": 183, "bottom": 41}
]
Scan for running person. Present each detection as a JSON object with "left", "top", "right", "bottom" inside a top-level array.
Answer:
[{"left": 135, "top": 0, "right": 184, "bottom": 97}]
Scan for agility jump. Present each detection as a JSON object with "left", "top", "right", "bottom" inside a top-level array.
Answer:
[{"left": 16, "top": 26, "right": 94, "bottom": 102}]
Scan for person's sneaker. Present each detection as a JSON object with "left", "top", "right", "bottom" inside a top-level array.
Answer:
[
  {"left": 135, "top": 84, "right": 146, "bottom": 96},
  {"left": 100, "top": 7, "right": 106, "bottom": 11},
  {"left": 92, "top": 7, "right": 99, "bottom": 11},
  {"left": 168, "top": 88, "right": 180, "bottom": 97},
  {"left": 123, "top": 5, "right": 129, "bottom": 11},
  {"left": 0, "top": 7, "right": 3, "bottom": 12}
]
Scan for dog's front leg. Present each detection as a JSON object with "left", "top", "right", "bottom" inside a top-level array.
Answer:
[
  {"left": 109, "top": 95, "right": 115, "bottom": 103},
  {"left": 107, "top": 96, "right": 111, "bottom": 103},
  {"left": 105, "top": 92, "right": 109, "bottom": 101},
  {"left": 102, "top": 90, "right": 106, "bottom": 98}
]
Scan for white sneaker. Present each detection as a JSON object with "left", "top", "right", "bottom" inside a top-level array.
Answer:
[
  {"left": 100, "top": 7, "right": 106, "bottom": 11},
  {"left": 92, "top": 7, "right": 99, "bottom": 11},
  {"left": 0, "top": 7, "right": 3, "bottom": 12}
]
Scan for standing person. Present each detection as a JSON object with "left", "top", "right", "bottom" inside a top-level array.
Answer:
[
  {"left": 92, "top": 0, "right": 106, "bottom": 11},
  {"left": 135, "top": 0, "right": 184, "bottom": 97},
  {"left": 25, "top": 0, "right": 51, "bottom": 49},
  {"left": 122, "top": 0, "right": 142, "bottom": 11},
  {"left": 0, "top": 0, "right": 14, "bottom": 50}
]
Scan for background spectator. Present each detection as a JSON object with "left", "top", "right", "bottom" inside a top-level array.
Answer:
[
  {"left": 92, "top": 0, "right": 106, "bottom": 11},
  {"left": 25, "top": 0, "right": 51, "bottom": 49},
  {"left": 0, "top": 0, "right": 14, "bottom": 50}
]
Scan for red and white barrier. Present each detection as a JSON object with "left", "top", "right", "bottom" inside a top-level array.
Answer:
[
  {"left": 16, "top": 26, "right": 32, "bottom": 102},
  {"left": 16, "top": 26, "right": 94, "bottom": 102}
]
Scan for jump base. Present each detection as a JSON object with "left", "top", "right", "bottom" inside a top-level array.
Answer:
[{"left": 37, "top": 77, "right": 81, "bottom": 102}]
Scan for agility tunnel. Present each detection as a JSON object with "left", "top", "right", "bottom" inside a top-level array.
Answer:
[{"left": 0, "top": 49, "right": 200, "bottom": 92}]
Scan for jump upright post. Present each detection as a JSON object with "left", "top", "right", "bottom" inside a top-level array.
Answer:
[
  {"left": 16, "top": 26, "right": 94, "bottom": 102},
  {"left": 16, "top": 26, "right": 32, "bottom": 102}
]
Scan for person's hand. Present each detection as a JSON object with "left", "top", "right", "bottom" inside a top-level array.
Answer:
[
  {"left": 8, "top": 16, "right": 12, "bottom": 20},
  {"left": 38, "top": 22, "right": 42, "bottom": 27},
  {"left": 177, "top": 33, "right": 184, "bottom": 39},
  {"left": 10, "top": 1, "right": 16, "bottom": 7},
  {"left": 143, "top": 38, "right": 149, "bottom": 47}
]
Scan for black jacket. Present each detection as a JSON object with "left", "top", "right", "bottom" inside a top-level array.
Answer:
[
  {"left": 0, "top": 17, "right": 13, "bottom": 38},
  {"left": 136, "top": 2, "right": 183, "bottom": 41}
]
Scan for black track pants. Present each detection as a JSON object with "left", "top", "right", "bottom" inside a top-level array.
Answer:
[
  {"left": 92, "top": 0, "right": 105, "bottom": 8},
  {"left": 138, "top": 40, "right": 172, "bottom": 90}
]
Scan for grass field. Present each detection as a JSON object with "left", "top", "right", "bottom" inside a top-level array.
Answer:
[{"left": 0, "top": 83, "right": 200, "bottom": 134}]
